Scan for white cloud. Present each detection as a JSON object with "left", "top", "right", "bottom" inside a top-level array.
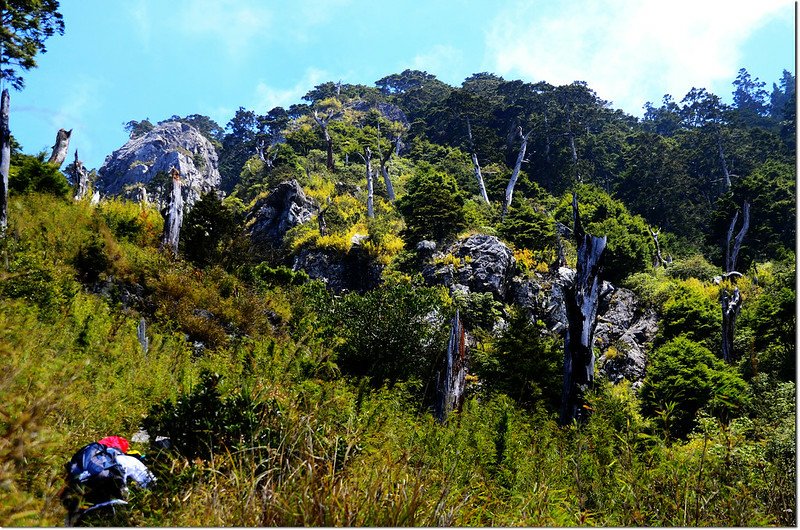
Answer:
[
  {"left": 126, "top": 0, "right": 151, "bottom": 50},
  {"left": 485, "top": 0, "right": 793, "bottom": 114},
  {"left": 410, "top": 44, "right": 465, "bottom": 83},
  {"left": 253, "top": 68, "right": 330, "bottom": 112},
  {"left": 175, "top": 0, "right": 273, "bottom": 58}
]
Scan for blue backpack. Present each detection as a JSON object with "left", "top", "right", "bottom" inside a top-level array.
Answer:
[{"left": 62, "top": 442, "right": 127, "bottom": 523}]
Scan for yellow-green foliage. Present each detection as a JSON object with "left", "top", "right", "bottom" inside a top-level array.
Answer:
[{"left": 514, "top": 247, "right": 555, "bottom": 275}]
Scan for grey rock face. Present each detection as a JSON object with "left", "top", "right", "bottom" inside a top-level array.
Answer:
[
  {"left": 292, "top": 246, "right": 382, "bottom": 293},
  {"left": 423, "top": 234, "right": 516, "bottom": 300},
  {"left": 245, "top": 180, "right": 316, "bottom": 248},
  {"left": 594, "top": 287, "right": 658, "bottom": 386},
  {"left": 96, "top": 121, "right": 221, "bottom": 206}
]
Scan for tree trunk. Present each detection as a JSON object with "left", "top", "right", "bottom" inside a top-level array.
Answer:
[
  {"left": 717, "top": 133, "right": 731, "bottom": 191},
  {"left": 0, "top": 89, "right": 9, "bottom": 234},
  {"left": 721, "top": 287, "right": 742, "bottom": 363},
  {"left": 720, "top": 201, "right": 750, "bottom": 363},
  {"left": 47, "top": 128, "right": 72, "bottom": 167},
  {"left": 314, "top": 110, "right": 337, "bottom": 171},
  {"left": 502, "top": 126, "right": 529, "bottom": 218},
  {"left": 380, "top": 163, "right": 395, "bottom": 202},
  {"left": 161, "top": 167, "right": 184, "bottom": 256},
  {"left": 73, "top": 150, "right": 90, "bottom": 201},
  {"left": 559, "top": 193, "right": 606, "bottom": 425},
  {"left": 137, "top": 317, "right": 149, "bottom": 355},
  {"left": 435, "top": 310, "right": 468, "bottom": 423},
  {"left": 649, "top": 227, "right": 670, "bottom": 268},
  {"left": 466, "top": 117, "right": 490, "bottom": 204},
  {"left": 364, "top": 147, "right": 374, "bottom": 218}
]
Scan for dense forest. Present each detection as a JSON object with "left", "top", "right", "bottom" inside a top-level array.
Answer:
[{"left": 1, "top": 3, "right": 796, "bottom": 527}]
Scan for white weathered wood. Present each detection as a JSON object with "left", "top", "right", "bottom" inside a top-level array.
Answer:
[
  {"left": 161, "top": 167, "right": 184, "bottom": 256},
  {"left": 47, "top": 128, "right": 72, "bottom": 167},
  {"left": 560, "top": 193, "right": 606, "bottom": 425},
  {"left": 435, "top": 310, "right": 468, "bottom": 423},
  {"left": 466, "top": 117, "right": 490, "bottom": 205},
  {"left": 0, "top": 89, "right": 9, "bottom": 233},
  {"left": 73, "top": 150, "right": 90, "bottom": 201},
  {"left": 502, "top": 126, "right": 530, "bottom": 218}
]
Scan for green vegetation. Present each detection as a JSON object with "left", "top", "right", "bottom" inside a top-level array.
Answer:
[{"left": 0, "top": 51, "right": 795, "bottom": 526}]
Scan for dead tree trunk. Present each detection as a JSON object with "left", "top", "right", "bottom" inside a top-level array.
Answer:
[
  {"left": 0, "top": 89, "right": 9, "bottom": 234},
  {"left": 721, "top": 201, "right": 749, "bottom": 363},
  {"left": 502, "top": 126, "right": 530, "bottom": 218},
  {"left": 161, "top": 167, "right": 184, "bottom": 256},
  {"left": 378, "top": 136, "right": 398, "bottom": 202},
  {"left": 718, "top": 133, "right": 731, "bottom": 191},
  {"left": 313, "top": 109, "right": 342, "bottom": 171},
  {"left": 47, "top": 128, "right": 72, "bottom": 167},
  {"left": 72, "top": 150, "right": 90, "bottom": 201},
  {"left": 649, "top": 227, "right": 671, "bottom": 268},
  {"left": 435, "top": 310, "right": 468, "bottom": 423},
  {"left": 137, "top": 317, "right": 149, "bottom": 355},
  {"left": 466, "top": 117, "right": 490, "bottom": 205},
  {"left": 358, "top": 147, "right": 375, "bottom": 218},
  {"left": 559, "top": 193, "right": 607, "bottom": 425}
]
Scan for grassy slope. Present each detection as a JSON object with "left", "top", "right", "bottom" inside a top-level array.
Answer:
[{"left": 0, "top": 193, "right": 794, "bottom": 526}]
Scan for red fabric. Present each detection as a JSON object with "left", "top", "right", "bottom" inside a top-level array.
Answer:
[{"left": 97, "top": 436, "right": 129, "bottom": 453}]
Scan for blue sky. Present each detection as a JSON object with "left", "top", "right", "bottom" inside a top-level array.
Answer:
[{"left": 8, "top": 0, "right": 796, "bottom": 170}]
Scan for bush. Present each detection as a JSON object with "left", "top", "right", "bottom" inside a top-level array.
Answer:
[
  {"left": 471, "top": 308, "right": 562, "bottom": 412},
  {"left": 657, "top": 278, "right": 721, "bottom": 351},
  {"left": 326, "top": 281, "right": 449, "bottom": 390},
  {"left": 180, "top": 192, "right": 238, "bottom": 268},
  {"left": 397, "top": 166, "right": 467, "bottom": 245},
  {"left": 498, "top": 198, "right": 555, "bottom": 252},
  {"left": 141, "top": 370, "right": 264, "bottom": 460},
  {"left": 555, "top": 184, "right": 653, "bottom": 283},
  {"left": 9, "top": 152, "right": 70, "bottom": 196},
  {"left": 640, "top": 336, "right": 749, "bottom": 438}
]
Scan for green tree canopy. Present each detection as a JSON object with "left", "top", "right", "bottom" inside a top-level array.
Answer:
[
  {"left": 397, "top": 166, "right": 467, "bottom": 245},
  {"left": 1, "top": 0, "right": 64, "bottom": 90}
]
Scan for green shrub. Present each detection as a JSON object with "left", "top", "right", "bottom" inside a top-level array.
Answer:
[
  {"left": 397, "top": 165, "right": 467, "bottom": 244},
  {"left": 498, "top": 198, "right": 555, "bottom": 251},
  {"left": 9, "top": 152, "right": 70, "bottom": 196},
  {"left": 640, "top": 336, "right": 749, "bottom": 438},
  {"left": 657, "top": 278, "right": 721, "bottom": 351}
]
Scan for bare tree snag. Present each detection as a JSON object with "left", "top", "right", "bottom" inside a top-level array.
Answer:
[
  {"left": 559, "top": 193, "right": 607, "bottom": 425},
  {"left": 0, "top": 89, "right": 9, "bottom": 234},
  {"left": 137, "top": 185, "right": 149, "bottom": 206},
  {"left": 357, "top": 147, "right": 375, "bottom": 218},
  {"left": 47, "top": 128, "right": 72, "bottom": 167},
  {"left": 137, "top": 317, "right": 149, "bottom": 355},
  {"left": 718, "top": 134, "right": 731, "bottom": 191},
  {"left": 72, "top": 150, "right": 90, "bottom": 201},
  {"left": 313, "top": 107, "right": 342, "bottom": 171},
  {"left": 377, "top": 134, "right": 398, "bottom": 202},
  {"left": 502, "top": 126, "right": 531, "bottom": 218},
  {"left": 435, "top": 310, "right": 468, "bottom": 423},
  {"left": 649, "top": 227, "right": 671, "bottom": 268},
  {"left": 466, "top": 117, "right": 490, "bottom": 205},
  {"left": 161, "top": 167, "right": 184, "bottom": 256},
  {"left": 720, "top": 201, "right": 750, "bottom": 363}
]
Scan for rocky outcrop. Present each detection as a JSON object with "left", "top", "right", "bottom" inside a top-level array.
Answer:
[
  {"left": 422, "top": 234, "right": 516, "bottom": 300},
  {"left": 292, "top": 242, "right": 382, "bottom": 293},
  {"left": 419, "top": 234, "right": 657, "bottom": 386},
  {"left": 245, "top": 180, "right": 316, "bottom": 248},
  {"left": 594, "top": 287, "right": 658, "bottom": 387},
  {"left": 96, "top": 121, "right": 220, "bottom": 206}
]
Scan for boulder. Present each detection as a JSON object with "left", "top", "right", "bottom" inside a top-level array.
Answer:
[
  {"left": 96, "top": 121, "right": 220, "bottom": 207},
  {"left": 245, "top": 180, "right": 316, "bottom": 248},
  {"left": 423, "top": 234, "right": 516, "bottom": 300},
  {"left": 292, "top": 245, "right": 382, "bottom": 293},
  {"left": 594, "top": 287, "right": 658, "bottom": 385}
]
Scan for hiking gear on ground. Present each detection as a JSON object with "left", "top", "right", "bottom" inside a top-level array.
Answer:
[{"left": 97, "top": 435, "right": 130, "bottom": 453}]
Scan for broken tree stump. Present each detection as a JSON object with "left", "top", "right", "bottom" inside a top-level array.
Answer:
[
  {"left": 559, "top": 193, "right": 607, "bottom": 425},
  {"left": 435, "top": 309, "right": 468, "bottom": 423}
]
